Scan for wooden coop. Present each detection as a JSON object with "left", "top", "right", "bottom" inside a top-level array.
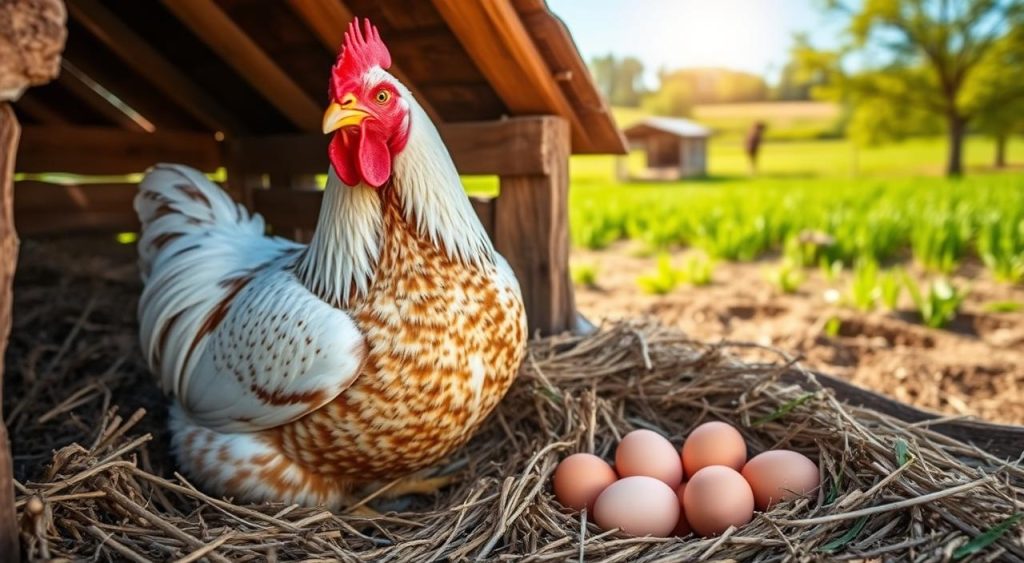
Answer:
[
  {"left": 620, "top": 117, "right": 709, "bottom": 180},
  {"left": 0, "top": 0, "right": 625, "bottom": 559}
]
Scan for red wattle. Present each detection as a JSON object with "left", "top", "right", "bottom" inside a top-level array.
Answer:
[
  {"left": 329, "top": 131, "right": 360, "bottom": 187},
  {"left": 357, "top": 121, "right": 392, "bottom": 188}
]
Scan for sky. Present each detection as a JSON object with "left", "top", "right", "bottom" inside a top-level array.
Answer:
[{"left": 546, "top": 0, "right": 847, "bottom": 86}]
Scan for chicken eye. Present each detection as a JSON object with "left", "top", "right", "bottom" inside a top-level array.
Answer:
[{"left": 375, "top": 90, "right": 390, "bottom": 104}]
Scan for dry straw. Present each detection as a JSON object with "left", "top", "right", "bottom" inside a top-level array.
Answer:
[{"left": 6, "top": 244, "right": 1024, "bottom": 561}]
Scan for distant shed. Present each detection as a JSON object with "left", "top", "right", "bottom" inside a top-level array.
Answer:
[{"left": 620, "top": 117, "right": 710, "bottom": 180}]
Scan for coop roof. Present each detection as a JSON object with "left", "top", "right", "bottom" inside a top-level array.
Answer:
[
  {"left": 624, "top": 117, "right": 711, "bottom": 140},
  {"left": 12, "top": 0, "right": 625, "bottom": 155}
]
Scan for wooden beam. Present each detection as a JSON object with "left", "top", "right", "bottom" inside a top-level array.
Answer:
[
  {"left": 12, "top": 94, "right": 67, "bottom": 125},
  {"left": 13, "top": 181, "right": 139, "bottom": 235},
  {"left": 229, "top": 117, "right": 560, "bottom": 178},
  {"left": 431, "top": 0, "right": 590, "bottom": 150},
  {"left": 66, "top": 0, "right": 243, "bottom": 134},
  {"left": 285, "top": 0, "right": 442, "bottom": 124},
  {"left": 512, "top": 6, "right": 627, "bottom": 155},
  {"left": 0, "top": 103, "right": 20, "bottom": 563},
  {"left": 162, "top": 0, "right": 322, "bottom": 132},
  {"left": 17, "top": 125, "right": 221, "bottom": 175},
  {"left": 56, "top": 61, "right": 149, "bottom": 132},
  {"left": 494, "top": 115, "right": 573, "bottom": 335}
]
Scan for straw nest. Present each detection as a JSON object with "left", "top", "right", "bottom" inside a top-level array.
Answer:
[{"left": 6, "top": 239, "right": 1024, "bottom": 562}]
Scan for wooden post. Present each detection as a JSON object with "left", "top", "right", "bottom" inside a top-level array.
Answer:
[
  {"left": 494, "top": 116, "right": 574, "bottom": 335},
  {"left": 1, "top": 2, "right": 67, "bottom": 557},
  {"left": 0, "top": 102, "right": 20, "bottom": 563}
]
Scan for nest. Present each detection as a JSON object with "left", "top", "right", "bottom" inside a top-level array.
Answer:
[{"left": 6, "top": 238, "right": 1024, "bottom": 561}]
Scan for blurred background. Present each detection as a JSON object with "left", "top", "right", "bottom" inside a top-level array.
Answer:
[{"left": 542, "top": 0, "right": 1024, "bottom": 424}]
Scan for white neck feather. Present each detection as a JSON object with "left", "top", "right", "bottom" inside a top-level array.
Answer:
[{"left": 297, "top": 93, "right": 495, "bottom": 307}]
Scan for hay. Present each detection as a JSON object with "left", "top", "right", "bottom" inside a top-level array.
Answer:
[{"left": 6, "top": 238, "right": 1024, "bottom": 562}]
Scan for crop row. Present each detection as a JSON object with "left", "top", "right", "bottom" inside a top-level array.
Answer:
[{"left": 570, "top": 176, "right": 1024, "bottom": 283}]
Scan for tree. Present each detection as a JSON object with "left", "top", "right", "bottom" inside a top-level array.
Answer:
[
  {"left": 775, "top": 34, "right": 827, "bottom": 101},
  {"left": 825, "top": 0, "right": 1024, "bottom": 176},
  {"left": 966, "top": 27, "right": 1024, "bottom": 167},
  {"left": 588, "top": 54, "right": 645, "bottom": 107}
]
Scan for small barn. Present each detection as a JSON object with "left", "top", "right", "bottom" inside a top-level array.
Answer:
[{"left": 620, "top": 116, "right": 710, "bottom": 180}]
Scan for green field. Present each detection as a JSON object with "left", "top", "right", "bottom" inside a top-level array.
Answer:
[{"left": 562, "top": 106, "right": 1024, "bottom": 291}]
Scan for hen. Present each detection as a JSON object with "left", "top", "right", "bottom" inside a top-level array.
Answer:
[{"left": 134, "top": 19, "right": 526, "bottom": 508}]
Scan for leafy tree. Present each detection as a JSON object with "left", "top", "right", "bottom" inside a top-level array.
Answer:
[
  {"left": 775, "top": 34, "right": 829, "bottom": 100},
  {"left": 588, "top": 54, "right": 645, "bottom": 107},
  {"left": 967, "top": 27, "right": 1024, "bottom": 167},
  {"left": 822, "top": 0, "right": 1024, "bottom": 176}
]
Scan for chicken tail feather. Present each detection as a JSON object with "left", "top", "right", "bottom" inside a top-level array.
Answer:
[{"left": 135, "top": 164, "right": 264, "bottom": 281}]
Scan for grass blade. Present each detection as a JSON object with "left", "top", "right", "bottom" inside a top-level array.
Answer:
[
  {"left": 819, "top": 515, "right": 869, "bottom": 553},
  {"left": 953, "top": 513, "right": 1024, "bottom": 560},
  {"left": 895, "top": 439, "right": 910, "bottom": 466},
  {"left": 753, "top": 393, "right": 814, "bottom": 426}
]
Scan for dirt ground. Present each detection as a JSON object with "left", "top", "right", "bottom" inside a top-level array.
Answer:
[{"left": 574, "top": 243, "right": 1024, "bottom": 426}]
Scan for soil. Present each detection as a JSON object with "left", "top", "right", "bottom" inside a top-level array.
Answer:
[{"left": 574, "top": 243, "right": 1024, "bottom": 426}]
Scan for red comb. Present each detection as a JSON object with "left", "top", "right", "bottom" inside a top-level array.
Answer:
[{"left": 330, "top": 18, "right": 392, "bottom": 97}]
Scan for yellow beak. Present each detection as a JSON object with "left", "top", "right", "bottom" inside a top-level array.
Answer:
[{"left": 322, "top": 94, "right": 369, "bottom": 134}]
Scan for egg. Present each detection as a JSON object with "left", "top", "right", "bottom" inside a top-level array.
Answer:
[
  {"left": 681, "top": 421, "right": 747, "bottom": 477},
  {"left": 553, "top": 453, "right": 618, "bottom": 511},
  {"left": 683, "top": 465, "right": 754, "bottom": 536},
  {"left": 672, "top": 482, "right": 692, "bottom": 536},
  {"left": 615, "top": 429, "right": 683, "bottom": 488},
  {"left": 741, "top": 450, "right": 820, "bottom": 510},
  {"left": 593, "top": 476, "right": 680, "bottom": 537}
]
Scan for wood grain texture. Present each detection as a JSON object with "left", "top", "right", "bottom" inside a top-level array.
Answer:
[
  {"left": 17, "top": 125, "right": 221, "bottom": 174},
  {"left": 785, "top": 370, "right": 1024, "bottom": 459},
  {"left": 14, "top": 181, "right": 139, "bottom": 234},
  {"left": 0, "top": 103, "right": 21, "bottom": 563},
  {"left": 431, "top": 0, "right": 590, "bottom": 151},
  {"left": 512, "top": 7, "right": 627, "bottom": 154},
  {"left": 494, "top": 115, "right": 574, "bottom": 335},
  {"left": 161, "top": 0, "right": 322, "bottom": 131},
  {"left": 66, "top": 0, "right": 243, "bottom": 134}
]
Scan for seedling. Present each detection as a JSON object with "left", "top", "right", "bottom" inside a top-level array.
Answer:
[
  {"left": 571, "top": 263, "right": 599, "bottom": 289},
  {"left": 903, "top": 274, "right": 968, "bottom": 329},
  {"left": 637, "top": 255, "right": 684, "bottom": 295}
]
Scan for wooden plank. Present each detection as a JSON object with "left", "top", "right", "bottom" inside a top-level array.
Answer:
[
  {"left": 470, "top": 196, "right": 495, "bottom": 239},
  {"left": 66, "top": 0, "right": 243, "bottom": 134},
  {"left": 13, "top": 181, "right": 139, "bottom": 235},
  {"left": 494, "top": 116, "right": 573, "bottom": 335},
  {"left": 784, "top": 370, "right": 1024, "bottom": 459},
  {"left": 229, "top": 117, "right": 557, "bottom": 178},
  {"left": 0, "top": 104, "right": 20, "bottom": 563},
  {"left": 12, "top": 94, "right": 67, "bottom": 125},
  {"left": 162, "top": 0, "right": 322, "bottom": 132},
  {"left": 16, "top": 125, "right": 221, "bottom": 174},
  {"left": 431, "top": 0, "right": 590, "bottom": 151},
  {"left": 56, "top": 61, "right": 149, "bottom": 132},
  {"left": 285, "top": 0, "right": 442, "bottom": 124},
  {"left": 514, "top": 8, "right": 627, "bottom": 155}
]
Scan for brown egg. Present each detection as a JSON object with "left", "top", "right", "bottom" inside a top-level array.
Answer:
[
  {"left": 553, "top": 453, "right": 618, "bottom": 511},
  {"left": 672, "top": 482, "right": 692, "bottom": 536},
  {"left": 593, "top": 476, "right": 680, "bottom": 537},
  {"left": 615, "top": 429, "right": 683, "bottom": 488},
  {"left": 741, "top": 450, "right": 820, "bottom": 510},
  {"left": 681, "top": 421, "right": 747, "bottom": 477},
  {"left": 683, "top": 465, "right": 754, "bottom": 536}
]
